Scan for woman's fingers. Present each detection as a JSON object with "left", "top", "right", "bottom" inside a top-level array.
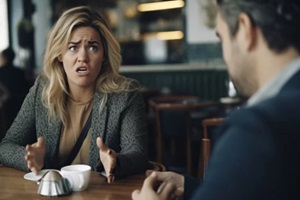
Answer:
[
  {"left": 24, "top": 136, "right": 46, "bottom": 175},
  {"left": 25, "top": 146, "right": 38, "bottom": 161},
  {"left": 26, "top": 157, "right": 38, "bottom": 175},
  {"left": 97, "top": 137, "right": 117, "bottom": 183},
  {"left": 97, "top": 137, "right": 109, "bottom": 152},
  {"left": 36, "top": 136, "right": 45, "bottom": 148},
  {"left": 107, "top": 173, "right": 115, "bottom": 183},
  {"left": 30, "top": 166, "right": 38, "bottom": 175}
]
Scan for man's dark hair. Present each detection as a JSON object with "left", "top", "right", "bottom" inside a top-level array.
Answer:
[
  {"left": 216, "top": 0, "right": 300, "bottom": 53},
  {"left": 1, "top": 47, "right": 16, "bottom": 65}
]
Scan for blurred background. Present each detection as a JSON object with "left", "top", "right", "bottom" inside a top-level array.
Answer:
[
  {"left": 0, "top": 0, "right": 243, "bottom": 176},
  {"left": 1, "top": 0, "right": 224, "bottom": 77}
]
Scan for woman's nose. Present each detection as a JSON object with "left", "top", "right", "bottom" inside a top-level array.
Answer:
[{"left": 77, "top": 48, "right": 89, "bottom": 62}]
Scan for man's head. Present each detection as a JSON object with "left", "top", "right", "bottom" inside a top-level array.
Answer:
[
  {"left": 215, "top": 0, "right": 300, "bottom": 97},
  {"left": 0, "top": 47, "right": 15, "bottom": 67}
]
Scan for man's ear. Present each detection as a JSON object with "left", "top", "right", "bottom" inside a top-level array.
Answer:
[{"left": 237, "top": 13, "right": 257, "bottom": 51}]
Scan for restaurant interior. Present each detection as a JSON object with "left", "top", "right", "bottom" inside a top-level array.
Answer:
[{"left": 0, "top": 0, "right": 245, "bottom": 177}]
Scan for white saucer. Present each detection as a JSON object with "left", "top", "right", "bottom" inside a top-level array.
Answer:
[{"left": 24, "top": 169, "right": 56, "bottom": 182}]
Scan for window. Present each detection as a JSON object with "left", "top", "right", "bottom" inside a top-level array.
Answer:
[{"left": 0, "top": 0, "right": 9, "bottom": 51}]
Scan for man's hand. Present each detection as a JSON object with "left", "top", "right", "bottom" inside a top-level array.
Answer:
[
  {"left": 145, "top": 170, "right": 185, "bottom": 193},
  {"left": 24, "top": 136, "right": 46, "bottom": 175},
  {"left": 97, "top": 137, "right": 117, "bottom": 183},
  {"left": 132, "top": 171, "right": 184, "bottom": 200}
]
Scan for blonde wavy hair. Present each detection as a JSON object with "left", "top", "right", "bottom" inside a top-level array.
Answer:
[{"left": 41, "top": 6, "right": 135, "bottom": 124}]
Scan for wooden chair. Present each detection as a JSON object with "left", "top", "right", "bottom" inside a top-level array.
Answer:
[
  {"left": 140, "top": 87, "right": 161, "bottom": 114},
  {"left": 149, "top": 95, "right": 218, "bottom": 175},
  {"left": 198, "top": 117, "right": 225, "bottom": 179}
]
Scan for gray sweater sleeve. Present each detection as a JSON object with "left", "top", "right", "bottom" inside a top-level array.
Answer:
[{"left": 0, "top": 79, "right": 39, "bottom": 171}]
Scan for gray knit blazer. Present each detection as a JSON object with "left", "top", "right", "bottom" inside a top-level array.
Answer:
[{"left": 0, "top": 77, "right": 148, "bottom": 178}]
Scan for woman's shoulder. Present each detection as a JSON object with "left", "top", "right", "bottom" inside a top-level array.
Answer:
[
  {"left": 126, "top": 78, "right": 141, "bottom": 90},
  {"left": 30, "top": 75, "right": 47, "bottom": 87},
  {"left": 115, "top": 79, "right": 141, "bottom": 96},
  {"left": 104, "top": 82, "right": 142, "bottom": 105},
  {"left": 25, "top": 75, "right": 48, "bottom": 97}
]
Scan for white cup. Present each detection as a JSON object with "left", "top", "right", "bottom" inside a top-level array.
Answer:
[{"left": 60, "top": 164, "right": 91, "bottom": 192}]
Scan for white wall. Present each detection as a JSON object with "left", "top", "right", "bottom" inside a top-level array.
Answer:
[
  {"left": 186, "top": 0, "right": 218, "bottom": 44},
  {"left": 10, "top": 0, "right": 23, "bottom": 66},
  {"left": 32, "top": 0, "right": 51, "bottom": 72},
  {"left": 0, "top": 0, "right": 9, "bottom": 51}
]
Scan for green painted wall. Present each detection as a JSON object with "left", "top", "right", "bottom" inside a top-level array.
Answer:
[{"left": 122, "top": 69, "right": 229, "bottom": 101}]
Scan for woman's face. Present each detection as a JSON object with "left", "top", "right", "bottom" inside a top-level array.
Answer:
[{"left": 59, "top": 26, "right": 105, "bottom": 92}]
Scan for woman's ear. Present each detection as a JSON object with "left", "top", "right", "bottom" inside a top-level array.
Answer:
[
  {"left": 58, "top": 55, "right": 62, "bottom": 62},
  {"left": 102, "top": 57, "right": 108, "bottom": 65}
]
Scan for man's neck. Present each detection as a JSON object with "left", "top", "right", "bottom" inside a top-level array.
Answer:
[{"left": 256, "top": 47, "right": 300, "bottom": 90}]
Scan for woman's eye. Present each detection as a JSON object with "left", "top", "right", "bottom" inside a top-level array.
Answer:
[
  {"left": 68, "top": 46, "right": 77, "bottom": 51},
  {"left": 89, "top": 45, "right": 98, "bottom": 52}
]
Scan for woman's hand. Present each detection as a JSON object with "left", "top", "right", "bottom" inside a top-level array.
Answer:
[
  {"left": 24, "top": 136, "right": 46, "bottom": 175},
  {"left": 96, "top": 137, "right": 117, "bottom": 183},
  {"left": 132, "top": 171, "right": 184, "bottom": 200}
]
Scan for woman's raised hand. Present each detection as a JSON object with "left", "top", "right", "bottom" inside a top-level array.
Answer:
[
  {"left": 24, "top": 136, "right": 46, "bottom": 175},
  {"left": 97, "top": 137, "right": 117, "bottom": 183}
]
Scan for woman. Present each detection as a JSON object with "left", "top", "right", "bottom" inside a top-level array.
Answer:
[{"left": 0, "top": 6, "right": 148, "bottom": 183}]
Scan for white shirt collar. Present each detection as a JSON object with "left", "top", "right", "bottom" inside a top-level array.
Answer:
[{"left": 247, "top": 57, "right": 300, "bottom": 107}]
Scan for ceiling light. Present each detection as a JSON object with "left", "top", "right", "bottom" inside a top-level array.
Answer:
[
  {"left": 143, "top": 31, "right": 184, "bottom": 40},
  {"left": 138, "top": 0, "right": 185, "bottom": 12}
]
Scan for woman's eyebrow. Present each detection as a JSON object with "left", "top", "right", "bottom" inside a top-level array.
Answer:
[
  {"left": 68, "top": 41, "right": 80, "bottom": 45},
  {"left": 87, "top": 41, "right": 100, "bottom": 44}
]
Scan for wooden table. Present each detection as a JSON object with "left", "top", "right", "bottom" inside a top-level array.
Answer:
[{"left": 0, "top": 166, "right": 145, "bottom": 200}]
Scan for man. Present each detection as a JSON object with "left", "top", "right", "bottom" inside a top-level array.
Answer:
[
  {"left": 132, "top": 0, "right": 300, "bottom": 199},
  {"left": 0, "top": 47, "right": 29, "bottom": 99},
  {"left": 0, "top": 47, "right": 30, "bottom": 133}
]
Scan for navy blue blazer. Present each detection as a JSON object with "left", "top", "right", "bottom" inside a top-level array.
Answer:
[{"left": 185, "top": 69, "right": 300, "bottom": 200}]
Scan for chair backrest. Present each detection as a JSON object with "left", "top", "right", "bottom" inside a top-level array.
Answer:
[
  {"left": 198, "top": 117, "right": 225, "bottom": 179},
  {"left": 140, "top": 87, "right": 161, "bottom": 113},
  {"left": 149, "top": 95, "right": 219, "bottom": 174}
]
